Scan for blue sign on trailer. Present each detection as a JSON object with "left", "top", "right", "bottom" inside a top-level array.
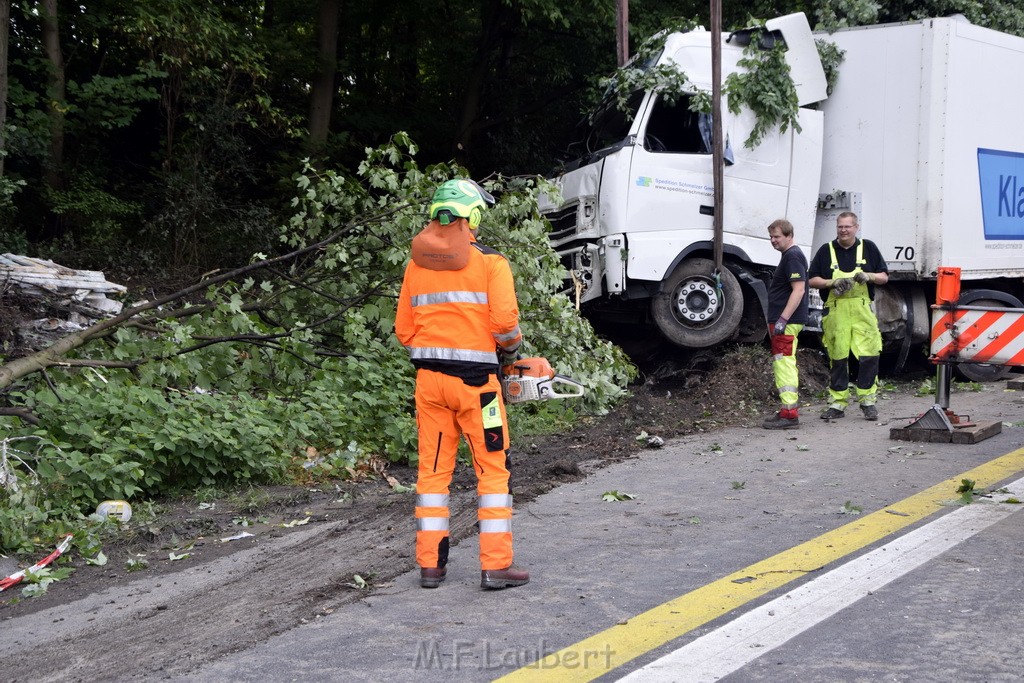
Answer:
[{"left": 978, "top": 147, "right": 1024, "bottom": 240}]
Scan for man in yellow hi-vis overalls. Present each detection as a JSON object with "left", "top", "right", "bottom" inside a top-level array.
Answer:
[{"left": 808, "top": 212, "right": 889, "bottom": 421}]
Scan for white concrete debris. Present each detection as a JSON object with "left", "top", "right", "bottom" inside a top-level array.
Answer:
[
  {"left": 1, "top": 253, "right": 128, "bottom": 351},
  {"left": 0, "top": 253, "right": 126, "bottom": 317}
]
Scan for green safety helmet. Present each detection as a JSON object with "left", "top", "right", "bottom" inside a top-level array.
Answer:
[{"left": 429, "top": 179, "right": 495, "bottom": 229}]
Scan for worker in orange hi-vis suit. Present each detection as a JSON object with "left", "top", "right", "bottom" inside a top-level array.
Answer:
[{"left": 395, "top": 178, "right": 530, "bottom": 591}]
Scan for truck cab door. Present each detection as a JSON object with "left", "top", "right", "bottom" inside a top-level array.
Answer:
[{"left": 624, "top": 93, "right": 794, "bottom": 283}]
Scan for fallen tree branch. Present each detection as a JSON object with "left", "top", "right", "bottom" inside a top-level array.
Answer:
[
  {"left": 0, "top": 407, "right": 41, "bottom": 425},
  {"left": 54, "top": 359, "right": 138, "bottom": 369},
  {"left": 0, "top": 202, "right": 411, "bottom": 391}
]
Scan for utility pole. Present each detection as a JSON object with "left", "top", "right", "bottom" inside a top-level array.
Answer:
[
  {"left": 0, "top": 0, "right": 9, "bottom": 177},
  {"left": 616, "top": 0, "right": 629, "bottom": 66},
  {"left": 710, "top": 0, "right": 724, "bottom": 272}
]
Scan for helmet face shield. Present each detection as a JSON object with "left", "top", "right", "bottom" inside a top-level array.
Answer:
[{"left": 430, "top": 179, "right": 494, "bottom": 228}]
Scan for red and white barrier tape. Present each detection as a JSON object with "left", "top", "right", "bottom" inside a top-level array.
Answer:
[{"left": 0, "top": 534, "right": 74, "bottom": 593}]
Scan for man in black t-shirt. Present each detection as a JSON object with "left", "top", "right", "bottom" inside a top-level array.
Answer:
[
  {"left": 763, "top": 219, "right": 809, "bottom": 430},
  {"left": 807, "top": 212, "right": 889, "bottom": 421}
]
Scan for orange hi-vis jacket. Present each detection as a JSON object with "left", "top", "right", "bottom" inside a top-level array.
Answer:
[{"left": 395, "top": 236, "right": 522, "bottom": 376}]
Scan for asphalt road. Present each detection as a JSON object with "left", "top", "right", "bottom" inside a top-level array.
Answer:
[{"left": 187, "top": 384, "right": 1024, "bottom": 682}]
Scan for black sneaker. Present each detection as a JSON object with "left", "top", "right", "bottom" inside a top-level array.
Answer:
[
  {"left": 820, "top": 407, "right": 846, "bottom": 420},
  {"left": 861, "top": 404, "right": 878, "bottom": 421},
  {"left": 762, "top": 414, "right": 799, "bottom": 430}
]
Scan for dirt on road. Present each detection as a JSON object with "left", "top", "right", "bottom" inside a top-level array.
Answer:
[{"left": 2, "top": 342, "right": 934, "bottom": 681}]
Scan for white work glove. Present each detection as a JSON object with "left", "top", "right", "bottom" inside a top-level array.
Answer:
[
  {"left": 832, "top": 278, "right": 854, "bottom": 296},
  {"left": 853, "top": 271, "right": 872, "bottom": 284}
]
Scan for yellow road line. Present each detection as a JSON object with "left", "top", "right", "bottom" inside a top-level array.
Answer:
[{"left": 496, "top": 447, "right": 1024, "bottom": 682}]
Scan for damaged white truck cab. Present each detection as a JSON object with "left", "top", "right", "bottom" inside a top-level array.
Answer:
[
  {"left": 541, "top": 13, "right": 826, "bottom": 349},
  {"left": 541, "top": 12, "right": 1024, "bottom": 376}
]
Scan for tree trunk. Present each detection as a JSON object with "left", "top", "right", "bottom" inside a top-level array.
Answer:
[
  {"left": 41, "top": 0, "right": 65, "bottom": 192},
  {"left": 308, "top": 0, "right": 340, "bottom": 154},
  {"left": 615, "top": 0, "right": 629, "bottom": 67},
  {"left": 453, "top": 0, "right": 512, "bottom": 166},
  {"left": 0, "top": 0, "right": 9, "bottom": 177}
]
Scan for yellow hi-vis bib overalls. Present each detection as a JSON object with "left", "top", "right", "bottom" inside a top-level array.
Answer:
[{"left": 822, "top": 241, "right": 882, "bottom": 409}]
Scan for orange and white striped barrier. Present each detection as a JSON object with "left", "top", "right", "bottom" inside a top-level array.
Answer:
[{"left": 930, "top": 305, "right": 1024, "bottom": 366}]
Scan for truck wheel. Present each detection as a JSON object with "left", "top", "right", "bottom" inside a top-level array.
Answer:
[
  {"left": 954, "top": 296, "right": 1016, "bottom": 383},
  {"left": 651, "top": 258, "right": 743, "bottom": 349},
  {"left": 956, "top": 362, "right": 1012, "bottom": 383}
]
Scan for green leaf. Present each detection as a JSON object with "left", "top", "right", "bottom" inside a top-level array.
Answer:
[
  {"left": 86, "top": 551, "right": 108, "bottom": 566},
  {"left": 840, "top": 500, "right": 863, "bottom": 515}
]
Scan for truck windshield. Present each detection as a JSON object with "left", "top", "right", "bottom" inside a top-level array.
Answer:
[{"left": 584, "top": 89, "right": 645, "bottom": 154}]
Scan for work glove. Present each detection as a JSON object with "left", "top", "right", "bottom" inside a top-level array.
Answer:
[
  {"left": 853, "top": 271, "right": 872, "bottom": 284},
  {"left": 773, "top": 317, "right": 788, "bottom": 336},
  {"left": 832, "top": 278, "right": 854, "bottom": 296},
  {"left": 498, "top": 348, "right": 521, "bottom": 367}
]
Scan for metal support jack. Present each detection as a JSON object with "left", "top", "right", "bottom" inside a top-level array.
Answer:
[
  {"left": 891, "top": 363, "right": 997, "bottom": 444},
  {"left": 902, "top": 364, "right": 953, "bottom": 432}
]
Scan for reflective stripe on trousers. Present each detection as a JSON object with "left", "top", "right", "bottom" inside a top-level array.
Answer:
[{"left": 478, "top": 493, "right": 513, "bottom": 570}]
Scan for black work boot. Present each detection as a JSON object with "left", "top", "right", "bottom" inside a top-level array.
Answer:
[
  {"left": 480, "top": 564, "right": 530, "bottom": 590},
  {"left": 420, "top": 567, "right": 447, "bottom": 588},
  {"left": 820, "top": 407, "right": 845, "bottom": 420},
  {"left": 861, "top": 404, "right": 878, "bottom": 421},
  {"left": 762, "top": 413, "right": 799, "bottom": 430}
]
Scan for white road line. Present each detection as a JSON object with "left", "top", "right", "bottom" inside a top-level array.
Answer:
[{"left": 618, "top": 477, "right": 1024, "bottom": 682}]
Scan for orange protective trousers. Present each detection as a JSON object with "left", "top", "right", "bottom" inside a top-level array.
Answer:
[{"left": 414, "top": 369, "right": 513, "bottom": 571}]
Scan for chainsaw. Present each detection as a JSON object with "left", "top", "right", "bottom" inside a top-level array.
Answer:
[{"left": 500, "top": 357, "right": 585, "bottom": 404}]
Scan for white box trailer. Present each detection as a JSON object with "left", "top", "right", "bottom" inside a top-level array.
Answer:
[
  {"left": 814, "top": 16, "right": 1024, "bottom": 377},
  {"left": 541, "top": 13, "right": 1024, "bottom": 378}
]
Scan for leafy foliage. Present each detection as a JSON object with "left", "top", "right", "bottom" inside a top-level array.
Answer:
[
  {"left": 724, "top": 30, "right": 801, "bottom": 149},
  {"left": 600, "top": 17, "right": 806, "bottom": 149},
  {"left": 599, "top": 18, "right": 705, "bottom": 118},
  {"left": 840, "top": 500, "right": 863, "bottom": 515},
  {"left": 816, "top": 39, "right": 847, "bottom": 97},
  {"left": 814, "top": 0, "right": 881, "bottom": 31},
  {"left": 20, "top": 566, "right": 75, "bottom": 598},
  {"left": 0, "top": 137, "right": 635, "bottom": 554}
]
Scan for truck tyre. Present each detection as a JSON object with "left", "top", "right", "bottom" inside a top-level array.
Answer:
[
  {"left": 956, "top": 362, "right": 1011, "bottom": 383},
  {"left": 651, "top": 258, "right": 743, "bottom": 349},
  {"left": 953, "top": 296, "right": 1017, "bottom": 383}
]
